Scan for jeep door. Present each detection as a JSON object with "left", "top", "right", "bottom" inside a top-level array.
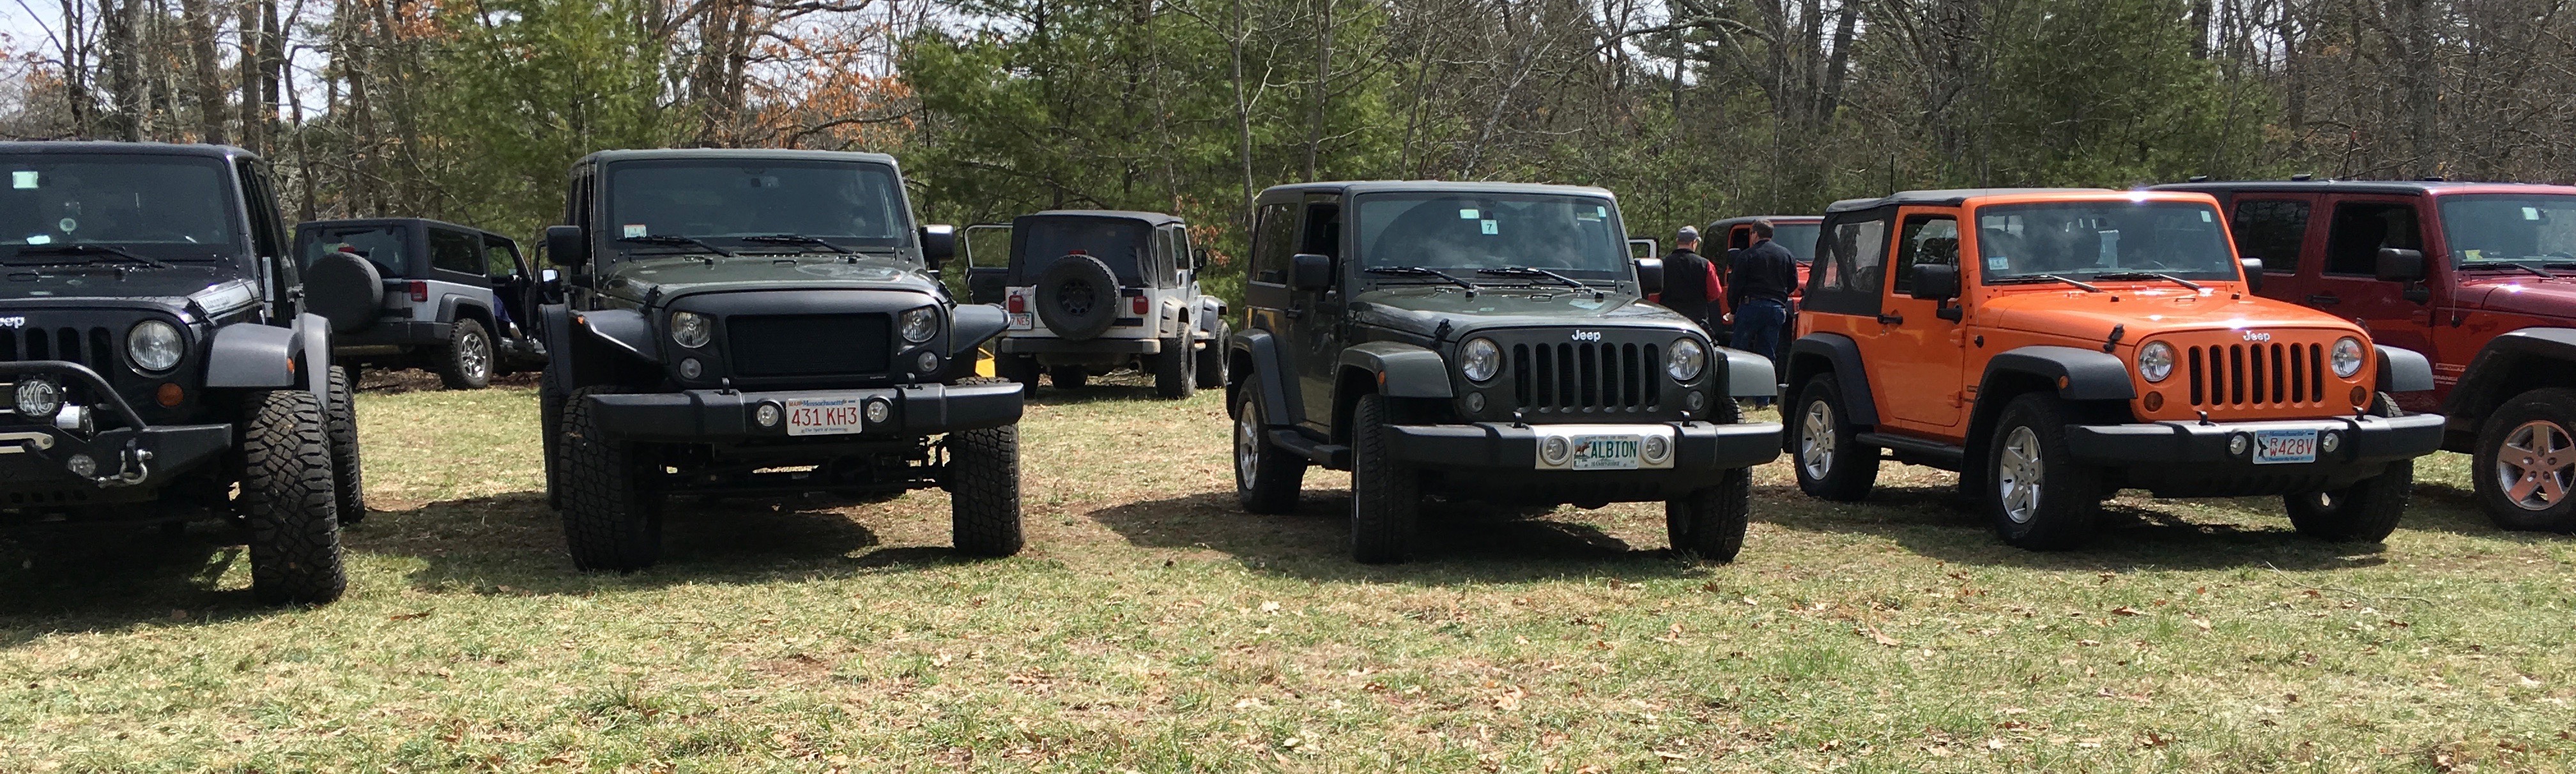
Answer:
[
  {"left": 1291, "top": 196, "right": 1346, "bottom": 430},
  {"left": 1243, "top": 199, "right": 1314, "bottom": 424},
  {"left": 486, "top": 234, "right": 533, "bottom": 338},
  {"left": 2221, "top": 192, "right": 2319, "bottom": 301},
  {"left": 1871, "top": 207, "right": 1968, "bottom": 430},
  {"left": 2313, "top": 195, "right": 2439, "bottom": 356}
]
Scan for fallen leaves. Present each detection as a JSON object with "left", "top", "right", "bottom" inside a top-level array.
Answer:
[{"left": 1859, "top": 626, "right": 1901, "bottom": 647}]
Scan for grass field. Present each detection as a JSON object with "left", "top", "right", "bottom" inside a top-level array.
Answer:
[{"left": 4, "top": 370, "right": 2574, "bottom": 772}]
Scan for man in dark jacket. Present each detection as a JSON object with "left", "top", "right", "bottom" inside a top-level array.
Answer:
[
  {"left": 1653, "top": 226, "right": 1723, "bottom": 331},
  {"left": 1724, "top": 219, "right": 1798, "bottom": 407}
]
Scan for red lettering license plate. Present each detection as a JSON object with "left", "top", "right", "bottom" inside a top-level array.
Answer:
[{"left": 784, "top": 397, "right": 864, "bottom": 436}]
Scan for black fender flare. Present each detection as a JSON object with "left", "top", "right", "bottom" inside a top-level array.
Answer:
[
  {"left": 577, "top": 308, "right": 661, "bottom": 361},
  {"left": 1981, "top": 345, "right": 2137, "bottom": 402},
  {"left": 1195, "top": 296, "right": 1227, "bottom": 339},
  {"left": 1715, "top": 345, "right": 1777, "bottom": 399},
  {"left": 439, "top": 292, "right": 495, "bottom": 331},
  {"left": 1229, "top": 328, "right": 1298, "bottom": 425},
  {"left": 2375, "top": 344, "right": 2435, "bottom": 394},
  {"left": 951, "top": 303, "right": 1008, "bottom": 358},
  {"left": 539, "top": 303, "right": 581, "bottom": 392},
  {"left": 295, "top": 313, "right": 332, "bottom": 405},
  {"left": 1339, "top": 341, "right": 1454, "bottom": 399},
  {"left": 2442, "top": 326, "right": 2576, "bottom": 417},
  {"left": 1786, "top": 333, "right": 1878, "bottom": 425},
  {"left": 204, "top": 321, "right": 301, "bottom": 391}
]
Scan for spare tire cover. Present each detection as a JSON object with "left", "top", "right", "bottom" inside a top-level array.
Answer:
[
  {"left": 1034, "top": 254, "right": 1121, "bottom": 341},
  {"left": 305, "top": 252, "right": 385, "bottom": 334}
]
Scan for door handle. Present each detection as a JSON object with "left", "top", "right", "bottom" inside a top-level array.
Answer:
[
  {"left": 2306, "top": 293, "right": 2340, "bottom": 305},
  {"left": 1876, "top": 312, "right": 1905, "bottom": 325},
  {"left": 1285, "top": 308, "right": 1305, "bottom": 320}
]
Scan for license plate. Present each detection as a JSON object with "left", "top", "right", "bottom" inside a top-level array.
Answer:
[
  {"left": 784, "top": 397, "right": 865, "bottom": 437},
  {"left": 1570, "top": 435, "right": 1642, "bottom": 470},
  {"left": 1009, "top": 312, "right": 1034, "bottom": 329},
  {"left": 2253, "top": 429, "right": 2319, "bottom": 465}
]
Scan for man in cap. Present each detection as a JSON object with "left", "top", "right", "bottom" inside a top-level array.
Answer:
[{"left": 1652, "top": 225, "right": 1724, "bottom": 333}]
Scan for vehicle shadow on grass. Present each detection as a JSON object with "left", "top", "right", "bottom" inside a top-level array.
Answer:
[
  {"left": 363, "top": 490, "right": 981, "bottom": 596},
  {"left": 1021, "top": 383, "right": 1169, "bottom": 407},
  {"left": 0, "top": 522, "right": 267, "bottom": 646},
  {"left": 1090, "top": 490, "right": 1712, "bottom": 584},
  {"left": 1754, "top": 483, "right": 2395, "bottom": 572}
]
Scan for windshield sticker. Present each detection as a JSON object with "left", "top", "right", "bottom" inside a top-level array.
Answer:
[
  {"left": 25, "top": 234, "right": 49, "bottom": 245},
  {"left": 1987, "top": 255, "right": 2009, "bottom": 271},
  {"left": 10, "top": 171, "right": 34, "bottom": 189},
  {"left": 1597, "top": 206, "right": 1608, "bottom": 218},
  {"left": 2525, "top": 207, "right": 2542, "bottom": 220},
  {"left": 57, "top": 218, "right": 75, "bottom": 233},
  {"left": 1458, "top": 208, "right": 1480, "bottom": 220},
  {"left": 2200, "top": 210, "right": 2212, "bottom": 222},
  {"left": 622, "top": 224, "right": 648, "bottom": 238},
  {"left": 2465, "top": 249, "right": 2484, "bottom": 261},
  {"left": 1576, "top": 208, "right": 1602, "bottom": 222},
  {"left": 1480, "top": 220, "right": 1499, "bottom": 236}
]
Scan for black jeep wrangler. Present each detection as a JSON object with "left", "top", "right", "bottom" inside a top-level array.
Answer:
[
  {"left": 296, "top": 218, "right": 548, "bottom": 389},
  {"left": 1228, "top": 181, "right": 1783, "bottom": 563},
  {"left": 537, "top": 149, "right": 1023, "bottom": 571},
  {"left": 0, "top": 142, "right": 355, "bottom": 604}
]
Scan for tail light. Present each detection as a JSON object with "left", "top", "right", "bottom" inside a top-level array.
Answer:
[
  {"left": 1007, "top": 292, "right": 1025, "bottom": 314},
  {"left": 1131, "top": 295, "right": 1149, "bottom": 315},
  {"left": 407, "top": 280, "right": 428, "bottom": 303}
]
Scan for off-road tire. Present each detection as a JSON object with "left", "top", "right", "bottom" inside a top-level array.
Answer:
[
  {"left": 1349, "top": 393, "right": 1422, "bottom": 564},
  {"left": 1195, "top": 320, "right": 1230, "bottom": 390},
  {"left": 2287, "top": 393, "right": 2412, "bottom": 542},
  {"left": 560, "top": 386, "right": 663, "bottom": 572},
  {"left": 946, "top": 425, "right": 1025, "bottom": 558},
  {"left": 1985, "top": 393, "right": 2102, "bottom": 550},
  {"left": 323, "top": 365, "right": 365, "bottom": 525},
  {"left": 436, "top": 317, "right": 494, "bottom": 390},
  {"left": 2473, "top": 387, "right": 2576, "bottom": 532},
  {"left": 240, "top": 389, "right": 347, "bottom": 605},
  {"left": 995, "top": 354, "right": 1042, "bottom": 390},
  {"left": 1667, "top": 395, "right": 1751, "bottom": 562},
  {"left": 1792, "top": 374, "right": 1878, "bottom": 501},
  {"left": 1234, "top": 388, "right": 1305, "bottom": 514},
  {"left": 1050, "top": 366, "right": 1089, "bottom": 390},
  {"left": 1152, "top": 338, "right": 1195, "bottom": 399}
]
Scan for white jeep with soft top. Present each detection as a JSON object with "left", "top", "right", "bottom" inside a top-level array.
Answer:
[{"left": 965, "top": 210, "right": 1228, "bottom": 398}]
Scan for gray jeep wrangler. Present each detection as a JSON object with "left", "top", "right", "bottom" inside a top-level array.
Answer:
[
  {"left": 296, "top": 218, "right": 548, "bottom": 389},
  {"left": 967, "top": 211, "right": 1229, "bottom": 397},
  {"left": 1, "top": 141, "right": 355, "bottom": 604}
]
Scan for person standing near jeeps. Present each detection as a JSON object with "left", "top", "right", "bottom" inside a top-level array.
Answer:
[
  {"left": 1726, "top": 218, "right": 1797, "bottom": 407},
  {"left": 1653, "top": 225, "right": 1724, "bottom": 331}
]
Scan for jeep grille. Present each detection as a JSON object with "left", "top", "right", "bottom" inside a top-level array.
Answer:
[
  {"left": 0, "top": 325, "right": 121, "bottom": 421},
  {"left": 1509, "top": 342, "right": 1662, "bottom": 414},
  {"left": 2184, "top": 342, "right": 2327, "bottom": 409},
  {"left": 725, "top": 313, "right": 890, "bottom": 377}
]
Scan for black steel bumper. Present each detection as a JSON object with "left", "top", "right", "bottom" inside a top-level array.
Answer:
[
  {"left": 587, "top": 383, "right": 1025, "bottom": 442},
  {"left": 332, "top": 320, "right": 449, "bottom": 350},
  {"left": 997, "top": 337, "right": 1162, "bottom": 355},
  {"left": 1, "top": 361, "right": 231, "bottom": 502},
  {"left": 2066, "top": 413, "right": 2447, "bottom": 496},
  {"left": 1384, "top": 420, "right": 1782, "bottom": 502}
]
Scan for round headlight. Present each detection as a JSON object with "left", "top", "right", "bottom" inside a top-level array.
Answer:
[
  {"left": 1667, "top": 338, "right": 1708, "bottom": 381},
  {"left": 670, "top": 311, "right": 713, "bottom": 349},
  {"left": 126, "top": 319, "right": 183, "bottom": 372},
  {"left": 2331, "top": 337, "right": 2366, "bottom": 378},
  {"left": 2137, "top": 341, "right": 2175, "bottom": 383},
  {"left": 1459, "top": 338, "right": 1501, "bottom": 383},
  {"left": 900, "top": 307, "right": 940, "bottom": 344}
]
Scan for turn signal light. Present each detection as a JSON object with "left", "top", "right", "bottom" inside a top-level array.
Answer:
[
  {"left": 2143, "top": 391, "right": 2165, "bottom": 411},
  {"left": 408, "top": 280, "right": 429, "bottom": 303},
  {"left": 2350, "top": 386, "right": 2370, "bottom": 406},
  {"left": 156, "top": 383, "right": 183, "bottom": 407}
]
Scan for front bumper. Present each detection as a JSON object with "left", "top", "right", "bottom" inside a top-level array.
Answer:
[
  {"left": 1385, "top": 420, "right": 1782, "bottom": 503},
  {"left": 1, "top": 361, "right": 231, "bottom": 503},
  {"left": 2066, "top": 413, "right": 2446, "bottom": 496},
  {"left": 587, "top": 383, "right": 1025, "bottom": 442}
]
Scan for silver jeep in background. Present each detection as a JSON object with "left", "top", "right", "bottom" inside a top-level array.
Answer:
[
  {"left": 965, "top": 210, "right": 1229, "bottom": 398},
  {"left": 295, "top": 218, "right": 548, "bottom": 389}
]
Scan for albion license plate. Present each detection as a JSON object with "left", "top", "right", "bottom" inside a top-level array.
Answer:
[
  {"left": 1570, "top": 435, "right": 1642, "bottom": 470},
  {"left": 784, "top": 397, "right": 865, "bottom": 437},
  {"left": 2252, "top": 429, "right": 2319, "bottom": 465}
]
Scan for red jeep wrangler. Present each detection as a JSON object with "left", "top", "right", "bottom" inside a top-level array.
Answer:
[
  {"left": 1783, "top": 189, "right": 2447, "bottom": 549},
  {"left": 2160, "top": 180, "right": 2576, "bottom": 531}
]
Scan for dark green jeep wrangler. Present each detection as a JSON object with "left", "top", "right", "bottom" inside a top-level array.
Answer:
[
  {"left": 1227, "top": 181, "right": 1783, "bottom": 563},
  {"left": 537, "top": 149, "right": 1022, "bottom": 571}
]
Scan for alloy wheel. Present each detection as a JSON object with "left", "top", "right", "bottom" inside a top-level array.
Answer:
[
  {"left": 1236, "top": 405, "right": 1262, "bottom": 489},
  {"left": 2497, "top": 419, "right": 2573, "bottom": 511},
  {"left": 460, "top": 330, "right": 490, "bottom": 379},
  {"left": 1798, "top": 400, "right": 1836, "bottom": 480},
  {"left": 1997, "top": 426, "right": 2044, "bottom": 524}
]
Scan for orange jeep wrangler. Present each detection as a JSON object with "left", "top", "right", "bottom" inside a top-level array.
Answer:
[{"left": 1781, "top": 188, "right": 2448, "bottom": 549}]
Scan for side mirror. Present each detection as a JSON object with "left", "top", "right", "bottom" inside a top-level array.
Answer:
[
  {"left": 1289, "top": 253, "right": 1334, "bottom": 290},
  {"left": 1634, "top": 257, "right": 1666, "bottom": 296},
  {"left": 1908, "top": 264, "right": 1961, "bottom": 300},
  {"left": 544, "top": 225, "right": 587, "bottom": 267},
  {"left": 921, "top": 225, "right": 958, "bottom": 268},
  {"left": 2239, "top": 257, "right": 2265, "bottom": 292},
  {"left": 2375, "top": 247, "right": 2428, "bottom": 282}
]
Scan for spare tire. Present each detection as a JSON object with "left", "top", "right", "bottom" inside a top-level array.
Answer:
[
  {"left": 305, "top": 252, "right": 385, "bottom": 334},
  {"left": 1034, "top": 254, "right": 1121, "bottom": 341}
]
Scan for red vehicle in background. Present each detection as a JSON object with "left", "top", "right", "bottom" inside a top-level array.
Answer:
[
  {"left": 2159, "top": 179, "right": 2576, "bottom": 531},
  {"left": 1709, "top": 215, "right": 1822, "bottom": 291}
]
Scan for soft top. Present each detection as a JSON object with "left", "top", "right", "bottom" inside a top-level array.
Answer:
[
  {"left": 297, "top": 217, "right": 516, "bottom": 243},
  {"left": 578, "top": 148, "right": 900, "bottom": 167},
  {"left": 1825, "top": 188, "right": 2115, "bottom": 213},
  {"left": 1710, "top": 215, "right": 1822, "bottom": 227},
  {"left": 0, "top": 140, "right": 251, "bottom": 160},
  {"left": 1260, "top": 180, "right": 1616, "bottom": 200},
  {"left": 2152, "top": 179, "right": 2576, "bottom": 197},
  {"left": 1018, "top": 209, "right": 1185, "bottom": 227}
]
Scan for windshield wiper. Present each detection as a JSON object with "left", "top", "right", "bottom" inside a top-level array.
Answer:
[
  {"left": 2462, "top": 261, "right": 2557, "bottom": 278},
  {"left": 740, "top": 234, "right": 855, "bottom": 255},
  {"left": 1991, "top": 273, "right": 2104, "bottom": 292},
  {"left": 2094, "top": 271, "right": 2204, "bottom": 291},
  {"left": 4, "top": 243, "right": 169, "bottom": 268},
  {"left": 617, "top": 234, "right": 737, "bottom": 257},
  {"left": 1364, "top": 266, "right": 1480, "bottom": 292},
  {"left": 1476, "top": 266, "right": 1596, "bottom": 290}
]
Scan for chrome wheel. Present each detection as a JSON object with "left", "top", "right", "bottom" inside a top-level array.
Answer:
[
  {"left": 1997, "top": 426, "right": 2044, "bottom": 524},
  {"left": 459, "top": 329, "right": 491, "bottom": 380},
  {"left": 1798, "top": 399, "right": 1836, "bottom": 480},
  {"left": 2497, "top": 419, "right": 2573, "bottom": 511},
  {"left": 1236, "top": 404, "right": 1262, "bottom": 490}
]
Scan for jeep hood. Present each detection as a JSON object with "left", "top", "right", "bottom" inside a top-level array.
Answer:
[
  {"left": 1350, "top": 285, "right": 1697, "bottom": 338},
  {"left": 601, "top": 254, "right": 940, "bottom": 305},
  {"left": 0, "top": 265, "right": 233, "bottom": 305},
  {"left": 1981, "top": 286, "right": 2361, "bottom": 342},
  {"left": 2454, "top": 275, "right": 2576, "bottom": 324}
]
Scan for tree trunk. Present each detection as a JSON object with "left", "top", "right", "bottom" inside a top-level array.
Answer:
[
  {"left": 103, "top": 0, "right": 143, "bottom": 140},
  {"left": 180, "top": 0, "right": 227, "bottom": 144},
  {"left": 1303, "top": 0, "right": 1333, "bottom": 181}
]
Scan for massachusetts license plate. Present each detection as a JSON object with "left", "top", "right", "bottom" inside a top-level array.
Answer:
[
  {"left": 784, "top": 397, "right": 864, "bottom": 437},
  {"left": 1570, "top": 435, "right": 1642, "bottom": 470},
  {"left": 2253, "top": 429, "right": 2319, "bottom": 465}
]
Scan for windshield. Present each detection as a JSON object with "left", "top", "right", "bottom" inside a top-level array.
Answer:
[
  {"left": 0, "top": 154, "right": 242, "bottom": 261},
  {"left": 1013, "top": 217, "right": 1147, "bottom": 285},
  {"left": 1974, "top": 201, "right": 2237, "bottom": 282},
  {"left": 604, "top": 160, "right": 911, "bottom": 255},
  {"left": 2436, "top": 194, "right": 2576, "bottom": 268},
  {"left": 1771, "top": 222, "right": 1821, "bottom": 264},
  {"left": 298, "top": 224, "right": 407, "bottom": 277},
  {"left": 1354, "top": 192, "right": 1629, "bottom": 276}
]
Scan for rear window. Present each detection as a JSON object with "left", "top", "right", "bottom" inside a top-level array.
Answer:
[
  {"left": 300, "top": 224, "right": 406, "bottom": 277},
  {"left": 1013, "top": 218, "right": 1146, "bottom": 285}
]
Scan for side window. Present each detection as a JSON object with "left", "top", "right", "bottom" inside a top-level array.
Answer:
[
  {"left": 1172, "top": 227, "right": 1193, "bottom": 271},
  {"left": 1805, "top": 214, "right": 1890, "bottom": 316},
  {"left": 430, "top": 229, "right": 484, "bottom": 275},
  {"left": 2324, "top": 202, "right": 2422, "bottom": 276},
  {"left": 1728, "top": 226, "right": 1753, "bottom": 250},
  {"left": 1250, "top": 202, "right": 1298, "bottom": 285},
  {"left": 2230, "top": 199, "right": 2310, "bottom": 273},
  {"left": 233, "top": 160, "right": 286, "bottom": 259},
  {"left": 1300, "top": 203, "right": 1342, "bottom": 259},
  {"left": 486, "top": 236, "right": 523, "bottom": 277},
  {"left": 1891, "top": 215, "right": 1960, "bottom": 294}
]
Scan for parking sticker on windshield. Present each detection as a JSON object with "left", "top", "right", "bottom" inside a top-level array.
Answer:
[
  {"left": 1458, "top": 208, "right": 1480, "bottom": 220},
  {"left": 26, "top": 234, "right": 50, "bottom": 245},
  {"left": 10, "top": 171, "right": 34, "bottom": 189},
  {"left": 1480, "top": 220, "right": 1499, "bottom": 235},
  {"left": 622, "top": 224, "right": 648, "bottom": 238},
  {"left": 2526, "top": 207, "right": 2542, "bottom": 220},
  {"left": 1987, "top": 255, "right": 2009, "bottom": 271}
]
